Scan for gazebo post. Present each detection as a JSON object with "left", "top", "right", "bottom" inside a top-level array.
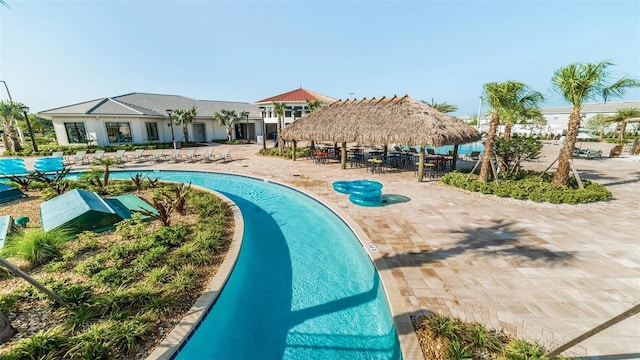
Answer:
[
  {"left": 292, "top": 140, "right": 297, "bottom": 161},
  {"left": 452, "top": 144, "right": 459, "bottom": 170},
  {"left": 341, "top": 142, "right": 347, "bottom": 169},
  {"left": 417, "top": 145, "right": 425, "bottom": 182}
]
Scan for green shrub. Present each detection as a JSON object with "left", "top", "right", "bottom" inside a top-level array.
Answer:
[
  {"left": 0, "top": 228, "right": 70, "bottom": 265},
  {"left": 58, "top": 284, "right": 94, "bottom": 306},
  {"left": 75, "top": 253, "right": 110, "bottom": 277},
  {"left": 448, "top": 340, "right": 473, "bottom": 360},
  {"left": 441, "top": 171, "right": 611, "bottom": 204},
  {"left": 92, "top": 267, "right": 137, "bottom": 287},
  {"left": 502, "top": 339, "right": 547, "bottom": 360},
  {"left": 0, "top": 293, "right": 18, "bottom": 313},
  {"left": 424, "top": 314, "right": 462, "bottom": 341},
  {"left": 65, "top": 306, "right": 97, "bottom": 331},
  {"left": 2, "top": 327, "right": 68, "bottom": 360}
]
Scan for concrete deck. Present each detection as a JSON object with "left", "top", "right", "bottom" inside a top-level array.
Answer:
[{"left": 21, "top": 143, "right": 640, "bottom": 358}]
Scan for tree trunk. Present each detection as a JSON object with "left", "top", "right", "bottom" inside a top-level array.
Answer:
[
  {"left": 183, "top": 127, "right": 189, "bottom": 146},
  {"left": 292, "top": 140, "right": 297, "bottom": 161},
  {"left": 1, "top": 132, "right": 10, "bottom": 150},
  {"left": 504, "top": 123, "right": 512, "bottom": 141},
  {"left": 277, "top": 118, "right": 284, "bottom": 154},
  {"left": 340, "top": 142, "right": 347, "bottom": 169},
  {"left": 618, "top": 121, "right": 627, "bottom": 143},
  {"left": 553, "top": 106, "right": 582, "bottom": 185},
  {"left": 0, "top": 311, "right": 16, "bottom": 344},
  {"left": 479, "top": 114, "right": 499, "bottom": 182}
]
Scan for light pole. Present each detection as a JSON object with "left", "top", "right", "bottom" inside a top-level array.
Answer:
[
  {"left": 349, "top": 92, "right": 354, "bottom": 100},
  {"left": 476, "top": 96, "right": 484, "bottom": 131},
  {"left": 166, "top": 109, "right": 176, "bottom": 149},
  {"left": 246, "top": 111, "right": 250, "bottom": 144},
  {"left": 0, "top": 80, "right": 12, "bottom": 101},
  {"left": 20, "top": 106, "right": 38, "bottom": 152}
]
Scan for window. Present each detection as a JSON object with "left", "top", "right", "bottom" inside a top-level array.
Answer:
[
  {"left": 106, "top": 122, "right": 132, "bottom": 143},
  {"left": 64, "top": 122, "right": 87, "bottom": 143},
  {"left": 145, "top": 122, "right": 159, "bottom": 141}
]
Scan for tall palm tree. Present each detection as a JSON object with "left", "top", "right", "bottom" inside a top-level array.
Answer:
[
  {"left": 421, "top": 98, "right": 458, "bottom": 114},
  {"left": 173, "top": 106, "right": 197, "bottom": 146},
  {"left": 479, "top": 81, "right": 539, "bottom": 182},
  {"left": 213, "top": 109, "right": 242, "bottom": 142},
  {"left": 498, "top": 90, "right": 544, "bottom": 141},
  {"left": 0, "top": 100, "right": 24, "bottom": 151},
  {"left": 272, "top": 101, "right": 286, "bottom": 153},
  {"left": 604, "top": 107, "right": 640, "bottom": 143},
  {"left": 551, "top": 61, "right": 640, "bottom": 185}
]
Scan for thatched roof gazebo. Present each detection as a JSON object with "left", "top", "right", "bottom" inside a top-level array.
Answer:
[{"left": 280, "top": 95, "right": 481, "bottom": 181}]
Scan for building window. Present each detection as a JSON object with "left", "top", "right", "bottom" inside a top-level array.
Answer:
[
  {"left": 64, "top": 122, "right": 87, "bottom": 143},
  {"left": 106, "top": 122, "right": 132, "bottom": 143},
  {"left": 145, "top": 122, "right": 159, "bottom": 141}
]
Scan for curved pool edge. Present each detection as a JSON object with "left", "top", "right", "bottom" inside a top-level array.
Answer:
[
  {"left": 106, "top": 169, "right": 423, "bottom": 360},
  {"left": 146, "top": 184, "right": 245, "bottom": 360},
  {"left": 261, "top": 177, "right": 424, "bottom": 360}
]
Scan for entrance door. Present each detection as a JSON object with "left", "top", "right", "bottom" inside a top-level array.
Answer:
[{"left": 192, "top": 123, "right": 206, "bottom": 143}]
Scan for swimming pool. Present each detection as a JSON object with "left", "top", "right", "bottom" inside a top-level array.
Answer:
[{"left": 110, "top": 171, "right": 402, "bottom": 359}]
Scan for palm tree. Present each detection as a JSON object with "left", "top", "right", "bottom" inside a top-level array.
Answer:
[
  {"left": 306, "top": 99, "right": 322, "bottom": 113},
  {"left": 272, "top": 101, "right": 286, "bottom": 153},
  {"left": 421, "top": 98, "right": 458, "bottom": 113},
  {"left": 604, "top": 107, "right": 640, "bottom": 143},
  {"left": 498, "top": 90, "right": 544, "bottom": 141},
  {"left": 551, "top": 61, "right": 640, "bottom": 186},
  {"left": 479, "top": 81, "right": 539, "bottom": 182},
  {"left": 213, "top": 109, "right": 242, "bottom": 142},
  {"left": 173, "top": 106, "right": 197, "bottom": 146},
  {"left": 0, "top": 100, "right": 25, "bottom": 151}
]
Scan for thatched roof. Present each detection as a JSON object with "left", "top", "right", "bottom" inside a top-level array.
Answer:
[{"left": 280, "top": 95, "right": 481, "bottom": 147}]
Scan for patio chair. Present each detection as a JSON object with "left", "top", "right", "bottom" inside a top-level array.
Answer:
[
  {"left": 213, "top": 149, "right": 231, "bottom": 163},
  {"left": 64, "top": 150, "right": 88, "bottom": 166},
  {"left": 426, "top": 148, "right": 436, "bottom": 155},
  {"left": 466, "top": 151, "right": 481, "bottom": 161},
  {"left": 108, "top": 149, "right": 126, "bottom": 161},
  {"left": 91, "top": 150, "right": 106, "bottom": 162},
  {"left": 166, "top": 149, "right": 183, "bottom": 162},
  {"left": 176, "top": 149, "right": 196, "bottom": 162},
  {"left": 125, "top": 149, "right": 148, "bottom": 163},
  {"left": 579, "top": 149, "right": 602, "bottom": 160},
  {"left": 51, "top": 151, "right": 64, "bottom": 158},
  {"left": 148, "top": 149, "right": 168, "bottom": 162},
  {"left": 196, "top": 148, "right": 215, "bottom": 162}
]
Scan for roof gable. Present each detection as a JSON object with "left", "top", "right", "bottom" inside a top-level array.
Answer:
[{"left": 255, "top": 88, "right": 337, "bottom": 104}]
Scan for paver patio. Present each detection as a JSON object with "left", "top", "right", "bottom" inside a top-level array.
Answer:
[{"left": 20, "top": 142, "right": 640, "bottom": 358}]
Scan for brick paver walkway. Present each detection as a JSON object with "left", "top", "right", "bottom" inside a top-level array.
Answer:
[{"left": 20, "top": 143, "right": 640, "bottom": 358}]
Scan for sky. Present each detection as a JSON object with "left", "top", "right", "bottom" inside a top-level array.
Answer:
[{"left": 1, "top": 0, "right": 639, "bottom": 117}]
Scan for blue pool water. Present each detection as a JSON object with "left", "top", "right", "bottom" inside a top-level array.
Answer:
[
  {"left": 409, "top": 141, "right": 485, "bottom": 155},
  {"left": 110, "top": 171, "right": 401, "bottom": 359}
]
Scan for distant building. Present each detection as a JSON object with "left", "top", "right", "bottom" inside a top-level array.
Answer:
[
  {"left": 39, "top": 93, "right": 260, "bottom": 147},
  {"left": 254, "top": 87, "right": 337, "bottom": 142},
  {"left": 477, "top": 100, "right": 640, "bottom": 135},
  {"left": 39, "top": 89, "right": 338, "bottom": 147}
]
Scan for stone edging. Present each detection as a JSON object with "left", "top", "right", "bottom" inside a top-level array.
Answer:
[{"left": 146, "top": 184, "right": 244, "bottom": 360}]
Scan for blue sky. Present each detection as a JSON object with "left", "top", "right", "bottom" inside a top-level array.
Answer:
[{"left": 1, "top": 0, "right": 639, "bottom": 116}]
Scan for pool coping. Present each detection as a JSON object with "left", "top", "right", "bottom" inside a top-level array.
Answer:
[{"left": 146, "top": 184, "right": 244, "bottom": 360}]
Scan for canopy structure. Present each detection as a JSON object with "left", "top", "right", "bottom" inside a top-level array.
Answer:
[
  {"left": 280, "top": 95, "right": 481, "bottom": 147},
  {"left": 280, "top": 95, "right": 481, "bottom": 181}
]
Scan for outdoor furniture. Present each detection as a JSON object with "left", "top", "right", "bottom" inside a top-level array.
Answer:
[
  {"left": 51, "top": 151, "right": 64, "bottom": 158},
  {"left": 91, "top": 150, "right": 106, "bottom": 162},
  {"left": 125, "top": 149, "right": 148, "bottom": 163},
  {"left": 108, "top": 149, "right": 126, "bottom": 161},
  {"left": 64, "top": 150, "right": 89, "bottom": 166},
  {"left": 466, "top": 151, "right": 481, "bottom": 161},
  {"left": 176, "top": 149, "right": 196, "bottom": 162},
  {"left": 213, "top": 149, "right": 232, "bottom": 163},
  {"left": 578, "top": 149, "right": 602, "bottom": 160},
  {"left": 197, "top": 148, "right": 215, "bottom": 162}
]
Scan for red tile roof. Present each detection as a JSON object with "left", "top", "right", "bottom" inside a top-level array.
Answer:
[{"left": 255, "top": 88, "right": 337, "bottom": 104}]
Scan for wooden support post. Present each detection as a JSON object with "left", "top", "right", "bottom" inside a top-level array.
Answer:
[
  {"left": 569, "top": 159, "right": 583, "bottom": 189},
  {"left": 547, "top": 304, "right": 640, "bottom": 357},
  {"left": 341, "top": 142, "right": 347, "bottom": 169},
  {"left": 0, "top": 257, "right": 66, "bottom": 306},
  {"left": 418, "top": 145, "right": 425, "bottom": 182},
  {"left": 292, "top": 140, "right": 297, "bottom": 161}
]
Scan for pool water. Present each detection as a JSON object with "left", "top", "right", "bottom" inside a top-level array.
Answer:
[
  {"left": 110, "top": 171, "right": 402, "bottom": 359},
  {"left": 409, "top": 141, "right": 485, "bottom": 155}
]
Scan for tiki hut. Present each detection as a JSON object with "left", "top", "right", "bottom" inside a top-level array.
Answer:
[{"left": 280, "top": 95, "right": 481, "bottom": 181}]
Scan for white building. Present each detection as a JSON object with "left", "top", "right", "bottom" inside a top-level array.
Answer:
[
  {"left": 38, "top": 93, "right": 262, "bottom": 147},
  {"left": 254, "top": 87, "right": 337, "bottom": 143},
  {"left": 477, "top": 100, "right": 640, "bottom": 136}
]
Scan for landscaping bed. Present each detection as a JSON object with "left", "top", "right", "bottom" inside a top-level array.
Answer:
[{"left": 0, "top": 179, "right": 233, "bottom": 359}]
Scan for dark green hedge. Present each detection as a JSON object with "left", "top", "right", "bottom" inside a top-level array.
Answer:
[{"left": 441, "top": 171, "right": 611, "bottom": 204}]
